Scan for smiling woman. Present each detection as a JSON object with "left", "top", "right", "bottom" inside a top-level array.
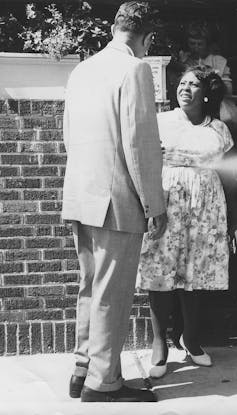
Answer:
[
  {"left": 177, "top": 66, "right": 226, "bottom": 122},
  {"left": 177, "top": 72, "right": 205, "bottom": 122},
  {"left": 137, "top": 65, "right": 234, "bottom": 379}
]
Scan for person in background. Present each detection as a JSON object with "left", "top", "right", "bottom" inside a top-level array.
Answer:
[
  {"left": 179, "top": 21, "right": 232, "bottom": 94},
  {"left": 138, "top": 66, "right": 233, "bottom": 378},
  {"left": 62, "top": 1, "right": 167, "bottom": 402}
]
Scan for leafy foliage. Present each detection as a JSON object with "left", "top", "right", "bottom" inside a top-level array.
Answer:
[
  {"left": 150, "top": 19, "right": 184, "bottom": 61},
  {"left": 0, "top": 13, "right": 24, "bottom": 52},
  {"left": 19, "top": 2, "right": 112, "bottom": 60},
  {"left": 0, "top": 2, "right": 184, "bottom": 60}
]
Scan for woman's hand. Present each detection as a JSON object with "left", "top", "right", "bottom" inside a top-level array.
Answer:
[{"left": 150, "top": 212, "right": 168, "bottom": 239}]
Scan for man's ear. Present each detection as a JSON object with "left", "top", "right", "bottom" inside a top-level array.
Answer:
[
  {"left": 143, "top": 32, "right": 153, "bottom": 51},
  {"left": 111, "top": 24, "right": 115, "bottom": 37}
]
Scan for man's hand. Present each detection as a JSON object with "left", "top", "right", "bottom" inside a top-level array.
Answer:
[{"left": 150, "top": 212, "right": 168, "bottom": 239}]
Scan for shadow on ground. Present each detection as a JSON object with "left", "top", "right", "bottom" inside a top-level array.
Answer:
[{"left": 125, "top": 346, "right": 237, "bottom": 401}]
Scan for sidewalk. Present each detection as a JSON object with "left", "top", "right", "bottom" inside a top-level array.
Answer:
[{"left": 0, "top": 346, "right": 237, "bottom": 415}]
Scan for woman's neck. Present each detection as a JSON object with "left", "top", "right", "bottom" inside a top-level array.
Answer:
[{"left": 181, "top": 107, "right": 205, "bottom": 125}]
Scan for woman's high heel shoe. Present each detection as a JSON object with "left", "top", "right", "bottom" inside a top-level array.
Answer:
[
  {"left": 150, "top": 337, "right": 168, "bottom": 378},
  {"left": 180, "top": 336, "right": 212, "bottom": 367},
  {"left": 188, "top": 351, "right": 212, "bottom": 367},
  {"left": 149, "top": 362, "right": 167, "bottom": 378}
]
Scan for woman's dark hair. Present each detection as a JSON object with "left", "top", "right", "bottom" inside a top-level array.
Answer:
[
  {"left": 114, "top": 1, "right": 159, "bottom": 35},
  {"left": 182, "top": 65, "right": 226, "bottom": 118}
]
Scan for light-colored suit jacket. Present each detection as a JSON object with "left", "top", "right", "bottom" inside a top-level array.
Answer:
[{"left": 62, "top": 40, "right": 165, "bottom": 233}]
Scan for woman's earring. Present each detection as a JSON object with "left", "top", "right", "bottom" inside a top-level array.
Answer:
[
  {"left": 145, "top": 50, "right": 148, "bottom": 56},
  {"left": 204, "top": 97, "right": 209, "bottom": 103}
]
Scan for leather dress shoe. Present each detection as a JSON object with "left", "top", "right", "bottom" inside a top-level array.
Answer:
[
  {"left": 69, "top": 375, "right": 86, "bottom": 398},
  {"left": 81, "top": 385, "right": 157, "bottom": 402}
]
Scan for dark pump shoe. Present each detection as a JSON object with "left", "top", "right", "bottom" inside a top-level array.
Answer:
[
  {"left": 81, "top": 385, "right": 157, "bottom": 402},
  {"left": 69, "top": 375, "right": 86, "bottom": 398}
]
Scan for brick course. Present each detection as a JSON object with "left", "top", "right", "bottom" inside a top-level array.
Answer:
[
  {"left": 0, "top": 99, "right": 82, "bottom": 355},
  {"left": 0, "top": 99, "right": 236, "bottom": 356}
]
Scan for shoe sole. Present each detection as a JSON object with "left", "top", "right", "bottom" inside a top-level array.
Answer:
[
  {"left": 81, "top": 398, "right": 157, "bottom": 402},
  {"left": 69, "top": 392, "right": 82, "bottom": 398}
]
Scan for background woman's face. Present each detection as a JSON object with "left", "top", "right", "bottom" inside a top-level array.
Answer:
[
  {"left": 187, "top": 36, "right": 208, "bottom": 59},
  {"left": 177, "top": 72, "right": 205, "bottom": 111}
]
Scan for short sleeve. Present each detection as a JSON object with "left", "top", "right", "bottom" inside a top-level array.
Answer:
[
  {"left": 222, "top": 122, "right": 234, "bottom": 153},
  {"left": 222, "top": 63, "right": 232, "bottom": 82},
  {"left": 211, "top": 119, "right": 234, "bottom": 153}
]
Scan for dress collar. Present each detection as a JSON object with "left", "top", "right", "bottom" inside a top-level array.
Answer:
[
  {"left": 106, "top": 40, "right": 135, "bottom": 57},
  {"left": 174, "top": 108, "right": 211, "bottom": 127}
]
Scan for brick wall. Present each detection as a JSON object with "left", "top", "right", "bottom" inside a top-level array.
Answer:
[
  {"left": 0, "top": 99, "right": 152, "bottom": 355},
  {"left": 1, "top": 99, "right": 237, "bottom": 356}
]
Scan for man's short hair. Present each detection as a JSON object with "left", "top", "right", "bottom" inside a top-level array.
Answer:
[{"left": 114, "top": 1, "right": 159, "bottom": 35}]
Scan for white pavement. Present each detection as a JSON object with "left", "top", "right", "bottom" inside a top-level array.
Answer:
[{"left": 0, "top": 346, "right": 237, "bottom": 415}]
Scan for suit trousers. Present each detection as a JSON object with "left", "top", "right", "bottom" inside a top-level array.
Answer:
[{"left": 72, "top": 221, "right": 143, "bottom": 391}]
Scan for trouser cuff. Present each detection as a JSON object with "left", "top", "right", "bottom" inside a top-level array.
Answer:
[{"left": 84, "top": 375, "right": 123, "bottom": 392}]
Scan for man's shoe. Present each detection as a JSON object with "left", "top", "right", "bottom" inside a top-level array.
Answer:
[
  {"left": 81, "top": 385, "right": 157, "bottom": 402},
  {"left": 69, "top": 375, "right": 86, "bottom": 398}
]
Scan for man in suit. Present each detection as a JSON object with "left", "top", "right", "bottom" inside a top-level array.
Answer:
[{"left": 62, "top": 1, "right": 167, "bottom": 402}]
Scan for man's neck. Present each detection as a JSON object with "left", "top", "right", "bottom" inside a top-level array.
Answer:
[{"left": 112, "top": 32, "right": 142, "bottom": 58}]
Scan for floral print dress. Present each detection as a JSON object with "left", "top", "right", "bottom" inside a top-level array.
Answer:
[{"left": 138, "top": 108, "right": 233, "bottom": 292}]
